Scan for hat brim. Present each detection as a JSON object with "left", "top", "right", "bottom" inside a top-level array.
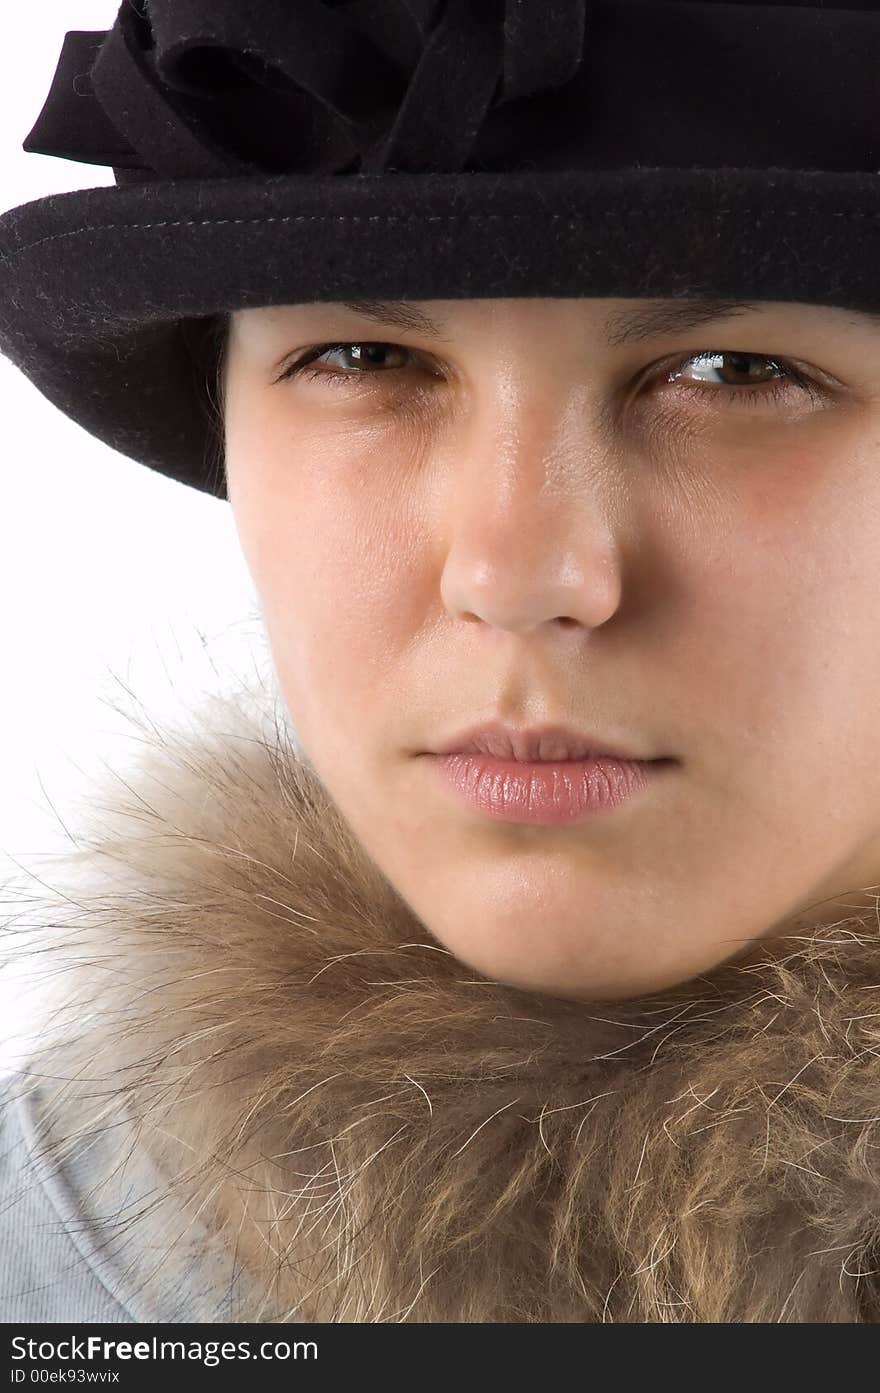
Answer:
[{"left": 0, "top": 164, "right": 877, "bottom": 498}]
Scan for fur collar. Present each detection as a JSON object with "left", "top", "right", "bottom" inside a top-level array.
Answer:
[{"left": 6, "top": 677, "right": 880, "bottom": 1322}]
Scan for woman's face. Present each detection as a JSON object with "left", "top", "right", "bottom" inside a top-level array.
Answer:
[{"left": 224, "top": 296, "right": 880, "bottom": 1000}]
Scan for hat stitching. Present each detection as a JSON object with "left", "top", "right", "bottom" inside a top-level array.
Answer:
[{"left": 3, "top": 206, "right": 867, "bottom": 264}]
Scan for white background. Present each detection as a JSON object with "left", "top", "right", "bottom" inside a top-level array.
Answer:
[{"left": 0, "top": 5, "right": 271, "bottom": 1071}]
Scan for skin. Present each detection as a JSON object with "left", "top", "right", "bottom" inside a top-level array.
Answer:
[{"left": 222, "top": 296, "right": 880, "bottom": 1001}]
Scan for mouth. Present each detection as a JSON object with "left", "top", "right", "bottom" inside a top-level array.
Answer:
[
  {"left": 424, "top": 750, "right": 676, "bottom": 825},
  {"left": 429, "top": 721, "right": 666, "bottom": 764}
]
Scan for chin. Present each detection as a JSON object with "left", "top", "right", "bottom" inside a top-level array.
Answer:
[
  {"left": 436, "top": 919, "right": 747, "bottom": 1002},
  {"left": 435, "top": 934, "right": 654, "bottom": 1002}
]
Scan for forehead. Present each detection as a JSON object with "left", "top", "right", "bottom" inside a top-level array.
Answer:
[{"left": 230, "top": 296, "right": 880, "bottom": 349}]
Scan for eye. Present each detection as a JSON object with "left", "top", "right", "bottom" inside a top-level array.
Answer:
[
  {"left": 274, "top": 340, "right": 827, "bottom": 414},
  {"left": 657, "top": 349, "right": 824, "bottom": 411},
  {"left": 274, "top": 340, "right": 426, "bottom": 386}
]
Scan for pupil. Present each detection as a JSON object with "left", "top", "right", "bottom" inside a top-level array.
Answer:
[{"left": 727, "top": 352, "right": 757, "bottom": 379}]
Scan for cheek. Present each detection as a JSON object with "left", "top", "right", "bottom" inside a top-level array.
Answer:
[
  {"left": 228, "top": 429, "right": 418, "bottom": 712},
  {"left": 667, "top": 437, "right": 880, "bottom": 801}
]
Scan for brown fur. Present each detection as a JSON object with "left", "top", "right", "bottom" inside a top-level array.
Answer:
[{"left": 4, "top": 672, "right": 880, "bottom": 1322}]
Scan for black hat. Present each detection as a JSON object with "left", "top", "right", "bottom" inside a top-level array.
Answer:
[{"left": 1, "top": 0, "right": 878, "bottom": 500}]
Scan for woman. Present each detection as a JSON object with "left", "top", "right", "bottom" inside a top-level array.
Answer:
[{"left": 1, "top": 0, "right": 880, "bottom": 1322}]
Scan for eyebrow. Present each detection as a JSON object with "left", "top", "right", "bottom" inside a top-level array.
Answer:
[
  {"left": 603, "top": 298, "right": 762, "bottom": 347},
  {"left": 339, "top": 299, "right": 452, "bottom": 339},
  {"left": 337, "top": 297, "right": 880, "bottom": 346}
]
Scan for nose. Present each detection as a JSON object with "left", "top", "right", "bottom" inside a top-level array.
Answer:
[{"left": 438, "top": 395, "right": 624, "bottom": 635}]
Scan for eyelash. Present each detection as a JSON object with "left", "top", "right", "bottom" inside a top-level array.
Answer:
[{"left": 274, "top": 341, "right": 820, "bottom": 412}]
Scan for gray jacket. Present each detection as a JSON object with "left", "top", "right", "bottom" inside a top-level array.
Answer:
[{"left": 0, "top": 1070, "right": 270, "bottom": 1322}]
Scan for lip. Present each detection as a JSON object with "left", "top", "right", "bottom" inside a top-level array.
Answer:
[
  {"left": 426, "top": 752, "right": 673, "bottom": 825},
  {"left": 431, "top": 720, "right": 656, "bottom": 763}
]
